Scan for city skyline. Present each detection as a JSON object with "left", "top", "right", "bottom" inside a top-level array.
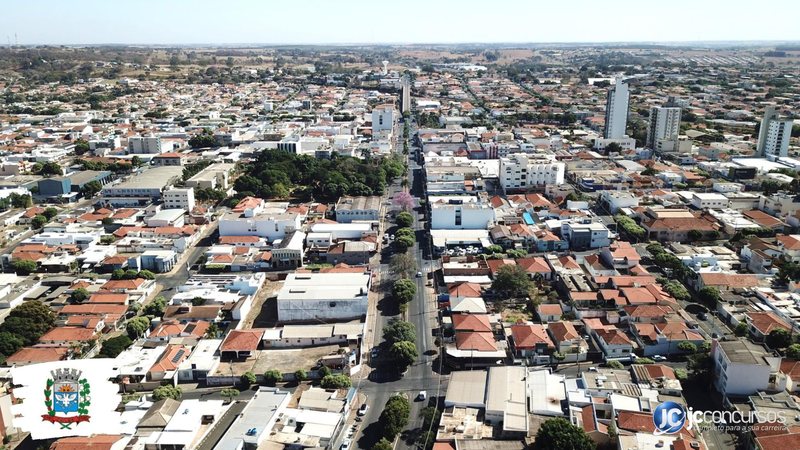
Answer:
[{"left": 5, "top": 0, "right": 800, "bottom": 45}]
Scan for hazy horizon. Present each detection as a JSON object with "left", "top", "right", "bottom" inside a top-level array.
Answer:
[{"left": 5, "top": 0, "right": 800, "bottom": 46}]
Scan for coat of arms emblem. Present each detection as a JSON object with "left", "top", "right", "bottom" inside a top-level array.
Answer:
[{"left": 43, "top": 368, "right": 91, "bottom": 429}]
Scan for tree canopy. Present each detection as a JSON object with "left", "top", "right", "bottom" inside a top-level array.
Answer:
[
  {"left": 390, "top": 341, "right": 418, "bottom": 368},
  {"left": 532, "top": 417, "right": 595, "bottom": 450},
  {"left": 321, "top": 374, "right": 352, "bottom": 389},
  {"left": 383, "top": 319, "right": 416, "bottom": 345},
  {"left": 0, "top": 300, "right": 56, "bottom": 346},
  {"left": 396, "top": 211, "right": 413, "bottom": 227},
  {"left": 99, "top": 335, "right": 133, "bottom": 358},
  {"left": 379, "top": 395, "right": 410, "bottom": 440},
  {"left": 392, "top": 279, "right": 416, "bottom": 304},
  {"left": 152, "top": 385, "right": 182, "bottom": 401},
  {"left": 491, "top": 264, "right": 533, "bottom": 297}
]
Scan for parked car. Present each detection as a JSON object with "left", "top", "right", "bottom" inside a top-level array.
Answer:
[
  {"left": 341, "top": 439, "right": 351, "bottom": 450},
  {"left": 588, "top": 367, "right": 598, "bottom": 372},
  {"left": 652, "top": 355, "right": 667, "bottom": 362},
  {"left": 358, "top": 404, "right": 369, "bottom": 416},
  {"left": 416, "top": 271, "right": 423, "bottom": 278},
  {"left": 417, "top": 391, "right": 427, "bottom": 401},
  {"left": 698, "top": 312, "right": 708, "bottom": 321}
]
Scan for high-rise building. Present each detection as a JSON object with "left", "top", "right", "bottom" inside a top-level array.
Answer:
[
  {"left": 603, "top": 79, "right": 630, "bottom": 139},
  {"left": 756, "top": 106, "right": 792, "bottom": 158},
  {"left": 401, "top": 77, "right": 411, "bottom": 114},
  {"left": 371, "top": 104, "right": 395, "bottom": 133},
  {"left": 646, "top": 106, "right": 681, "bottom": 149}
]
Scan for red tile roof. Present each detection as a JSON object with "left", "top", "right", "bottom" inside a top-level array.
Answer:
[
  {"left": 6, "top": 346, "right": 69, "bottom": 364},
  {"left": 455, "top": 331, "right": 497, "bottom": 351},
  {"left": 221, "top": 329, "right": 265, "bottom": 352},
  {"left": 452, "top": 314, "right": 492, "bottom": 333},
  {"left": 510, "top": 324, "right": 554, "bottom": 349}
]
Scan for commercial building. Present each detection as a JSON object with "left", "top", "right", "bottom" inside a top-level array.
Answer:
[
  {"left": 219, "top": 207, "right": 301, "bottom": 242},
  {"left": 757, "top": 106, "right": 793, "bottom": 158},
  {"left": 213, "top": 388, "right": 290, "bottom": 450},
  {"left": 277, "top": 271, "right": 371, "bottom": 322},
  {"left": 604, "top": 78, "right": 630, "bottom": 140},
  {"left": 185, "top": 163, "right": 234, "bottom": 190},
  {"left": 646, "top": 106, "right": 681, "bottom": 150},
  {"left": 37, "top": 170, "right": 112, "bottom": 198},
  {"left": 100, "top": 166, "right": 183, "bottom": 205},
  {"left": 499, "top": 154, "right": 565, "bottom": 193},
  {"left": 335, "top": 196, "right": 381, "bottom": 223},
  {"left": 430, "top": 195, "right": 495, "bottom": 230}
]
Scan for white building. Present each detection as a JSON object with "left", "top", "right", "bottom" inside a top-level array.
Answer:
[
  {"left": 185, "top": 163, "right": 234, "bottom": 190},
  {"left": 604, "top": 79, "right": 630, "bottom": 140},
  {"left": 163, "top": 187, "right": 195, "bottom": 212},
  {"left": 218, "top": 210, "right": 301, "bottom": 242},
  {"left": 128, "top": 136, "right": 171, "bottom": 154},
  {"left": 600, "top": 191, "right": 639, "bottom": 213},
  {"left": 499, "top": 153, "right": 565, "bottom": 193},
  {"left": 371, "top": 104, "right": 395, "bottom": 133},
  {"left": 691, "top": 192, "right": 729, "bottom": 210},
  {"left": 430, "top": 195, "right": 495, "bottom": 230},
  {"left": 757, "top": 106, "right": 793, "bottom": 158},
  {"left": 646, "top": 106, "right": 681, "bottom": 149},
  {"left": 335, "top": 196, "right": 381, "bottom": 223},
  {"left": 712, "top": 340, "right": 780, "bottom": 396},
  {"left": 560, "top": 220, "right": 612, "bottom": 250},
  {"left": 277, "top": 271, "right": 371, "bottom": 322},
  {"left": 146, "top": 209, "right": 185, "bottom": 228}
]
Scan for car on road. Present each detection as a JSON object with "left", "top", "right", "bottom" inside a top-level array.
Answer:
[
  {"left": 588, "top": 367, "right": 598, "bottom": 372},
  {"left": 698, "top": 312, "right": 708, "bottom": 321},
  {"left": 416, "top": 271, "right": 423, "bottom": 278},
  {"left": 417, "top": 391, "right": 427, "bottom": 401},
  {"left": 652, "top": 355, "right": 667, "bottom": 362},
  {"left": 358, "top": 403, "right": 369, "bottom": 416},
  {"left": 341, "top": 439, "right": 351, "bottom": 450}
]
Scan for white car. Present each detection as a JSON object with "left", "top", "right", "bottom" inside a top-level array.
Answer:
[
  {"left": 341, "top": 439, "right": 351, "bottom": 450},
  {"left": 588, "top": 367, "right": 598, "bottom": 372},
  {"left": 417, "top": 391, "right": 427, "bottom": 401},
  {"left": 652, "top": 355, "right": 667, "bottom": 362}
]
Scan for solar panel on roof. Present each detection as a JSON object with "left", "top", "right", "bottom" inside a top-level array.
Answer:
[{"left": 171, "top": 349, "right": 186, "bottom": 363}]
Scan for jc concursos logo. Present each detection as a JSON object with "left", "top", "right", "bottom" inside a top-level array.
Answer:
[{"left": 653, "top": 401, "right": 687, "bottom": 435}]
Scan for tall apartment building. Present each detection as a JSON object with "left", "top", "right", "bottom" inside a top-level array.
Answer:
[
  {"left": 499, "top": 153, "right": 565, "bottom": 193},
  {"left": 603, "top": 79, "right": 630, "bottom": 139},
  {"left": 401, "top": 77, "right": 411, "bottom": 113},
  {"left": 646, "top": 106, "right": 681, "bottom": 149},
  {"left": 162, "top": 187, "right": 196, "bottom": 212},
  {"left": 757, "top": 106, "right": 792, "bottom": 158},
  {"left": 371, "top": 104, "right": 395, "bottom": 133},
  {"left": 128, "top": 135, "right": 170, "bottom": 154}
]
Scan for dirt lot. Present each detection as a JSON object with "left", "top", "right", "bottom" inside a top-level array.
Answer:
[{"left": 215, "top": 346, "right": 341, "bottom": 376}]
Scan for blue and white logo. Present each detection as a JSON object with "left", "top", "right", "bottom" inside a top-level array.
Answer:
[{"left": 653, "top": 401, "right": 687, "bottom": 435}]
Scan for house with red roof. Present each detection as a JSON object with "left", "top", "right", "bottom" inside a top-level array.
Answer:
[
  {"left": 5, "top": 346, "right": 69, "bottom": 366},
  {"left": 507, "top": 323, "right": 554, "bottom": 361},
  {"left": 745, "top": 311, "right": 791, "bottom": 341},
  {"left": 631, "top": 321, "right": 706, "bottom": 356},
  {"left": 591, "top": 327, "right": 634, "bottom": 361},
  {"left": 220, "top": 329, "right": 265, "bottom": 359}
]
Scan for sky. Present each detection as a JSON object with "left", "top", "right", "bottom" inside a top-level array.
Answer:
[{"left": 5, "top": 0, "right": 800, "bottom": 45}]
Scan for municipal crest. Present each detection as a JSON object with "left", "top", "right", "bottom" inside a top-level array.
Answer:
[{"left": 43, "top": 368, "right": 91, "bottom": 429}]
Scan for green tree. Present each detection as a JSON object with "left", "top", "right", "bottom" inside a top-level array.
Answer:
[
  {"left": 294, "top": 369, "right": 307, "bottom": 382},
  {"left": 383, "top": 320, "right": 416, "bottom": 345},
  {"left": 735, "top": 322, "right": 748, "bottom": 337},
  {"left": 241, "top": 371, "right": 258, "bottom": 387},
  {"left": 395, "top": 235, "right": 414, "bottom": 251},
  {"left": 688, "top": 229, "right": 703, "bottom": 242},
  {"left": 74, "top": 139, "right": 90, "bottom": 155},
  {"left": 38, "top": 161, "right": 62, "bottom": 177},
  {"left": 491, "top": 264, "right": 533, "bottom": 297},
  {"left": 697, "top": 286, "right": 721, "bottom": 307},
  {"left": 646, "top": 242, "right": 665, "bottom": 256},
  {"left": 263, "top": 370, "right": 282, "bottom": 386},
  {"left": 486, "top": 244, "right": 504, "bottom": 254},
  {"left": 143, "top": 296, "right": 167, "bottom": 317},
  {"left": 98, "top": 335, "right": 133, "bottom": 357},
  {"left": 396, "top": 211, "right": 413, "bottom": 228},
  {"left": 220, "top": 388, "right": 239, "bottom": 403},
  {"left": 111, "top": 269, "right": 125, "bottom": 280},
  {"left": 373, "top": 438, "right": 394, "bottom": 450},
  {"left": 635, "top": 358, "right": 655, "bottom": 364},
  {"left": 766, "top": 328, "right": 792, "bottom": 349},
  {"left": 318, "top": 366, "right": 332, "bottom": 378},
  {"left": 0, "top": 331, "right": 25, "bottom": 358},
  {"left": 392, "top": 279, "right": 416, "bottom": 304},
  {"left": 390, "top": 341, "right": 418, "bottom": 368},
  {"left": 677, "top": 341, "right": 697, "bottom": 353},
  {"left": 662, "top": 281, "right": 690, "bottom": 301},
  {"left": 126, "top": 316, "right": 151, "bottom": 339},
  {"left": 152, "top": 385, "right": 182, "bottom": 401},
  {"left": 205, "top": 322, "right": 220, "bottom": 338},
  {"left": 0, "top": 300, "right": 56, "bottom": 345},
  {"left": 321, "top": 374, "right": 352, "bottom": 389},
  {"left": 42, "top": 207, "right": 58, "bottom": 220},
  {"left": 786, "top": 343, "right": 800, "bottom": 360},
  {"left": 10, "top": 258, "right": 37, "bottom": 275},
  {"left": 532, "top": 417, "right": 595, "bottom": 450},
  {"left": 131, "top": 156, "right": 143, "bottom": 168},
  {"left": 380, "top": 395, "right": 411, "bottom": 440},
  {"left": 31, "top": 214, "right": 48, "bottom": 229},
  {"left": 69, "top": 287, "right": 90, "bottom": 303},
  {"left": 606, "top": 360, "right": 624, "bottom": 369},
  {"left": 138, "top": 270, "right": 156, "bottom": 280},
  {"left": 80, "top": 180, "right": 103, "bottom": 197}
]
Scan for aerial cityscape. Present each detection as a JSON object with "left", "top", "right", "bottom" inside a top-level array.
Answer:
[{"left": 1, "top": 2, "right": 800, "bottom": 450}]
